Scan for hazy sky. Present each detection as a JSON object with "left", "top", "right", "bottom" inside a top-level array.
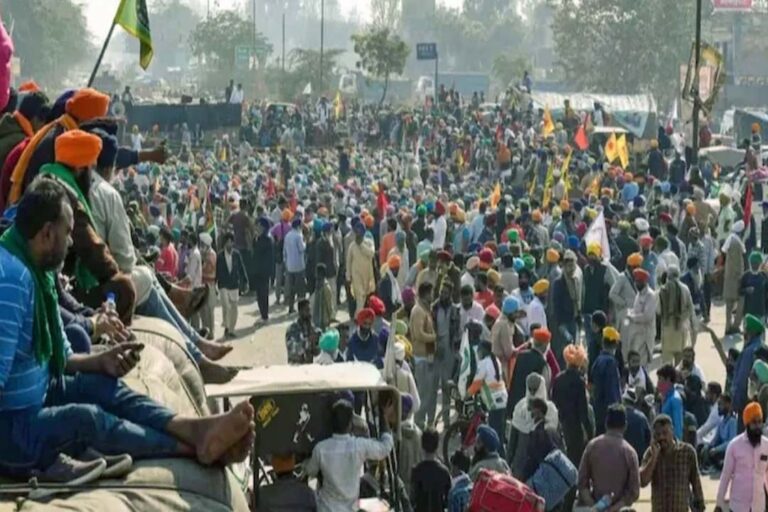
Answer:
[{"left": 80, "top": 0, "right": 462, "bottom": 42}]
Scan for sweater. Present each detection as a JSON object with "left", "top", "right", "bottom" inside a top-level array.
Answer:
[{"left": 410, "top": 300, "right": 436, "bottom": 358}]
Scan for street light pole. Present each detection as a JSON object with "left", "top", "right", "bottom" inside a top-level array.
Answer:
[
  {"left": 691, "top": 0, "right": 702, "bottom": 165},
  {"left": 320, "top": 0, "right": 325, "bottom": 91}
]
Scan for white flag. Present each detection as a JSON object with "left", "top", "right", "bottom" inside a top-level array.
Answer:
[
  {"left": 585, "top": 210, "right": 611, "bottom": 263},
  {"left": 302, "top": 82, "right": 312, "bottom": 95}
]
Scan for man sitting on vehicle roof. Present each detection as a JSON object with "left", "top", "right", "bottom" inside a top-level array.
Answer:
[{"left": 0, "top": 179, "right": 254, "bottom": 483}]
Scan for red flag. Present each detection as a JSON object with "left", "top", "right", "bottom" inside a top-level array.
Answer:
[
  {"left": 574, "top": 124, "right": 589, "bottom": 151},
  {"left": 744, "top": 181, "right": 753, "bottom": 227},
  {"left": 377, "top": 184, "right": 389, "bottom": 220}
]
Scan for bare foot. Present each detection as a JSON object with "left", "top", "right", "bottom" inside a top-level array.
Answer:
[
  {"left": 199, "top": 358, "right": 239, "bottom": 384},
  {"left": 198, "top": 402, "right": 254, "bottom": 465},
  {"left": 218, "top": 428, "right": 255, "bottom": 466},
  {"left": 197, "top": 338, "right": 233, "bottom": 361}
]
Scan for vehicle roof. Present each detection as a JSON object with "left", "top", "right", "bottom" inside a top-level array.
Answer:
[
  {"left": 205, "top": 362, "right": 390, "bottom": 398},
  {"left": 591, "top": 125, "right": 629, "bottom": 134}
]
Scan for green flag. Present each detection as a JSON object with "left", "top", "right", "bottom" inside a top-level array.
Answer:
[{"left": 114, "top": 0, "right": 153, "bottom": 70}]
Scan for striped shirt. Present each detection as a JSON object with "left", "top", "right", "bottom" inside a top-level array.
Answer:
[{"left": 0, "top": 246, "right": 71, "bottom": 411}]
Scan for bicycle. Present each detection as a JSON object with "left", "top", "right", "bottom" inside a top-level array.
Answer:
[{"left": 441, "top": 382, "right": 488, "bottom": 463}]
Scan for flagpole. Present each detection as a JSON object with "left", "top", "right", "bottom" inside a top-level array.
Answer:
[{"left": 88, "top": 20, "right": 117, "bottom": 87}]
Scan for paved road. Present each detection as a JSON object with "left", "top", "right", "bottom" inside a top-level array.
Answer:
[{"left": 212, "top": 290, "right": 733, "bottom": 510}]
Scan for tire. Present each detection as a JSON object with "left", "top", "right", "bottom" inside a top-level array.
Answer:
[{"left": 442, "top": 418, "right": 471, "bottom": 464}]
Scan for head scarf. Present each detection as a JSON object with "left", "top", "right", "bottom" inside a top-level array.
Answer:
[{"left": 511, "top": 373, "right": 558, "bottom": 433}]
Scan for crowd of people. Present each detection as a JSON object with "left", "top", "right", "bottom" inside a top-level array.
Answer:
[{"left": 0, "top": 14, "right": 767, "bottom": 508}]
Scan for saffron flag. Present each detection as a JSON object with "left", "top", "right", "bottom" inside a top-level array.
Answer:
[
  {"left": 574, "top": 123, "right": 589, "bottom": 151},
  {"left": 490, "top": 182, "right": 501, "bottom": 208},
  {"left": 617, "top": 134, "right": 630, "bottom": 169},
  {"left": 541, "top": 105, "right": 555, "bottom": 137},
  {"left": 604, "top": 132, "right": 619, "bottom": 163},
  {"left": 115, "top": 0, "right": 153, "bottom": 70}
]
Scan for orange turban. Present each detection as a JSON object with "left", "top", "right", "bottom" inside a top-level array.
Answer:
[
  {"left": 532, "top": 328, "right": 551, "bottom": 344},
  {"left": 55, "top": 129, "right": 102, "bottom": 170},
  {"left": 281, "top": 209, "right": 292, "bottom": 222},
  {"left": 626, "top": 252, "right": 643, "bottom": 268},
  {"left": 563, "top": 344, "right": 587, "bottom": 367},
  {"left": 364, "top": 215, "right": 375, "bottom": 229},
  {"left": 18, "top": 80, "right": 40, "bottom": 93},
  {"left": 532, "top": 209, "right": 543, "bottom": 222},
  {"left": 271, "top": 453, "right": 296, "bottom": 474},
  {"left": 546, "top": 248, "right": 560, "bottom": 263},
  {"left": 387, "top": 254, "right": 401, "bottom": 270},
  {"left": 743, "top": 402, "right": 763, "bottom": 425},
  {"left": 66, "top": 88, "right": 110, "bottom": 122}
]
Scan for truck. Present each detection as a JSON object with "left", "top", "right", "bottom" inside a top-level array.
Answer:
[{"left": 338, "top": 71, "right": 413, "bottom": 105}]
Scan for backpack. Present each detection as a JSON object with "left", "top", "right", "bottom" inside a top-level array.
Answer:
[
  {"left": 469, "top": 469, "right": 545, "bottom": 512},
  {"left": 525, "top": 449, "right": 578, "bottom": 511}
]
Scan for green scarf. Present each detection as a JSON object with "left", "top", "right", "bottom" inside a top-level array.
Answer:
[
  {"left": 39, "top": 163, "right": 99, "bottom": 292},
  {"left": 0, "top": 225, "right": 66, "bottom": 376}
]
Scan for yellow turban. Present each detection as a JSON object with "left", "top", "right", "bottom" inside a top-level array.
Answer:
[
  {"left": 602, "top": 326, "right": 620, "bottom": 343},
  {"left": 627, "top": 252, "right": 644, "bottom": 268},
  {"left": 563, "top": 344, "right": 587, "bottom": 367},
  {"left": 487, "top": 269, "right": 501, "bottom": 286},
  {"left": 587, "top": 241, "right": 602, "bottom": 257},
  {"left": 532, "top": 279, "right": 550, "bottom": 295},
  {"left": 743, "top": 402, "right": 763, "bottom": 425}
]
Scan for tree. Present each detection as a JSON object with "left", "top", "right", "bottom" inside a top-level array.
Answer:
[
  {"left": 190, "top": 10, "right": 272, "bottom": 76},
  {"left": 550, "top": 0, "right": 704, "bottom": 106},
  {"left": 492, "top": 54, "right": 530, "bottom": 87},
  {"left": 370, "top": 0, "right": 401, "bottom": 31},
  {"left": 288, "top": 48, "right": 344, "bottom": 94},
  {"left": 146, "top": 0, "right": 200, "bottom": 72},
  {"left": 351, "top": 28, "right": 409, "bottom": 106},
  {"left": 5, "top": 0, "right": 94, "bottom": 89}
]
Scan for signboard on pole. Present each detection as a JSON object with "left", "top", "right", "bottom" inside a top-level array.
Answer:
[
  {"left": 712, "top": 0, "right": 752, "bottom": 11},
  {"left": 235, "top": 45, "right": 252, "bottom": 70},
  {"left": 416, "top": 43, "right": 437, "bottom": 61}
]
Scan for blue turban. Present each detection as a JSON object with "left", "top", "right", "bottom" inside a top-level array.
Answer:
[
  {"left": 633, "top": 195, "right": 646, "bottom": 208},
  {"left": 149, "top": 205, "right": 161, "bottom": 218},
  {"left": 313, "top": 218, "right": 324, "bottom": 233},
  {"left": 497, "top": 244, "right": 509, "bottom": 256},
  {"left": 502, "top": 296, "right": 520, "bottom": 315},
  {"left": 468, "top": 242, "right": 482, "bottom": 254},
  {"left": 353, "top": 221, "right": 366, "bottom": 235},
  {"left": 258, "top": 217, "right": 271, "bottom": 231},
  {"left": 322, "top": 221, "right": 333, "bottom": 232},
  {"left": 660, "top": 181, "right": 671, "bottom": 194},
  {"left": 401, "top": 394, "right": 414, "bottom": 420},
  {"left": 568, "top": 235, "right": 580, "bottom": 249},
  {"left": 477, "top": 424, "right": 500, "bottom": 452},
  {"left": 513, "top": 257, "right": 524, "bottom": 271},
  {"left": 621, "top": 182, "right": 639, "bottom": 203},
  {"left": 291, "top": 218, "right": 302, "bottom": 229},
  {"left": 48, "top": 89, "right": 76, "bottom": 122}
]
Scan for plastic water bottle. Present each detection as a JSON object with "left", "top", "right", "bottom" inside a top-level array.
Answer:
[
  {"left": 595, "top": 493, "right": 614, "bottom": 511},
  {"left": 105, "top": 292, "right": 117, "bottom": 315}
]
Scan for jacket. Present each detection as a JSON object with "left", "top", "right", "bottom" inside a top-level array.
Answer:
[
  {"left": 410, "top": 300, "right": 436, "bottom": 358},
  {"left": 252, "top": 233, "right": 275, "bottom": 277},
  {"left": 216, "top": 248, "right": 248, "bottom": 290}
]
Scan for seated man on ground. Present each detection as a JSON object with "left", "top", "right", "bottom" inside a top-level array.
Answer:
[{"left": 0, "top": 179, "right": 254, "bottom": 482}]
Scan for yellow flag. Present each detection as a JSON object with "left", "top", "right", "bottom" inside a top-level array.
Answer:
[
  {"left": 604, "top": 132, "right": 619, "bottom": 163},
  {"left": 617, "top": 134, "right": 630, "bottom": 169},
  {"left": 333, "top": 90, "right": 343, "bottom": 119},
  {"left": 528, "top": 173, "right": 537, "bottom": 197},
  {"left": 541, "top": 105, "right": 555, "bottom": 137},
  {"left": 490, "top": 182, "right": 501, "bottom": 208},
  {"left": 542, "top": 161, "right": 555, "bottom": 205},
  {"left": 561, "top": 149, "right": 573, "bottom": 195}
]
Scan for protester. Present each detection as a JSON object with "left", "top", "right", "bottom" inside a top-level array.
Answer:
[
  {"left": 410, "top": 428, "right": 452, "bottom": 512},
  {"left": 469, "top": 424, "right": 510, "bottom": 481},
  {"left": 216, "top": 231, "right": 248, "bottom": 338},
  {"left": 258, "top": 453, "right": 317, "bottom": 512},
  {"left": 640, "top": 414, "right": 705, "bottom": 512}
]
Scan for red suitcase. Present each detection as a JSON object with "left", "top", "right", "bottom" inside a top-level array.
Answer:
[{"left": 469, "top": 469, "right": 546, "bottom": 512}]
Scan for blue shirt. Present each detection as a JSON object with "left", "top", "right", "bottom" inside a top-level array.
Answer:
[
  {"left": 710, "top": 413, "right": 737, "bottom": 454},
  {"left": 283, "top": 228, "right": 306, "bottom": 273},
  {"left": 346, "top": 331, "right": 383, "bottom": 368},
  {"left": 0, "top": 247, "right": 72, "bottom": 411},
  {"left": 448, "top": 473, "right": 472, "bottom": 512},
  {"left": 662, "top": 388, "right": 684, "bottom": 440}
]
